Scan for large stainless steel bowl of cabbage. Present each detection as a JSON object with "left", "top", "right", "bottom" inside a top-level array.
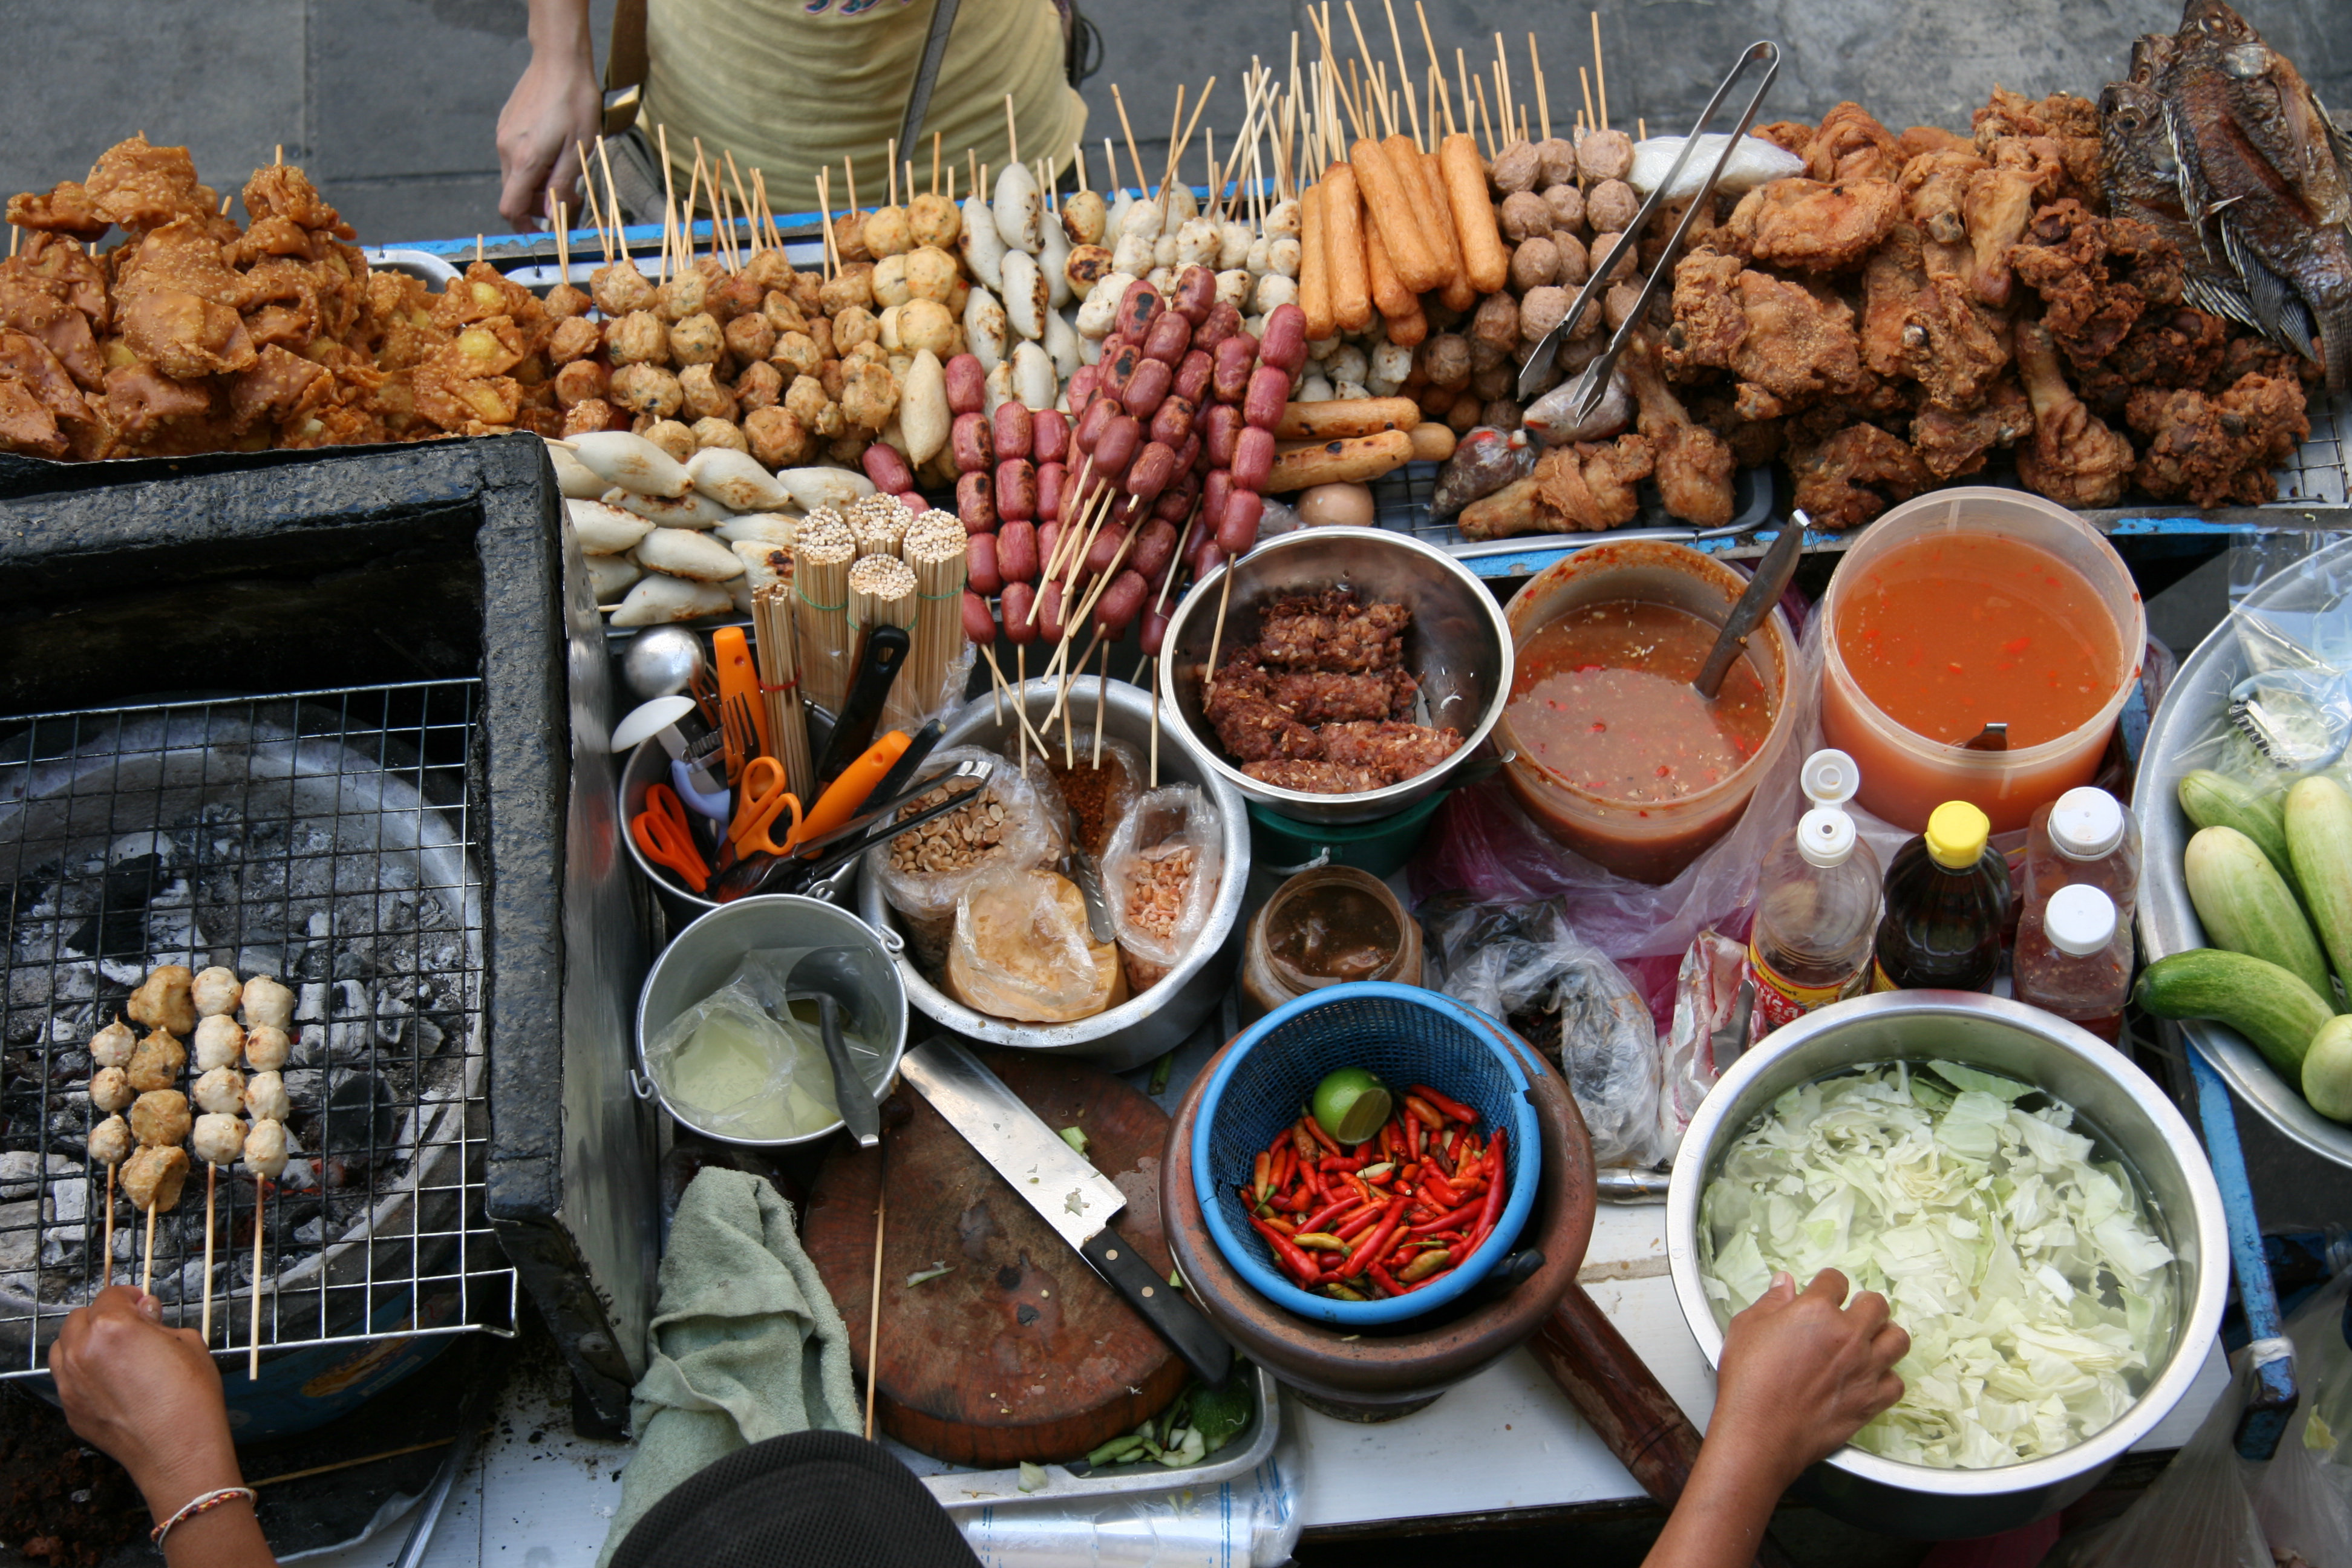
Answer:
[{"left": 1666, "top": 991, "right": 2226, "bottom": 1540}]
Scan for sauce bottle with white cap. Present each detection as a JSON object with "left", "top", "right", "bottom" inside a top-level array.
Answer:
[
  {"left": 1748, "top": 750, "right": 1884, "bottom": 1034},
  {"left": 2013, "top": 786, "right": 2140, "bottom": 1041}
]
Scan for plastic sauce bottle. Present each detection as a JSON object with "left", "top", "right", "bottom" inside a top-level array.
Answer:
[
  {"left": 1749, "top": 751, "right": 1883, "bottom": 1034},
  {"left": 2014, "top": 787, "right": 2139, "bottom": 1041},
  {"left": 1872, "top": 800, "right": 2011, "bottom": 993},
  {"left": 2014, "top": 884, "right": 2129, "bottom": 1041}
]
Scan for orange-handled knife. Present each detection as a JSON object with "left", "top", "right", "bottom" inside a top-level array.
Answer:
[
  {"left": 786, "top": 730, "right": 910, "bottom": 851},
  {"left": 712, "top": 626, "right": 769, "bottom": 759}
]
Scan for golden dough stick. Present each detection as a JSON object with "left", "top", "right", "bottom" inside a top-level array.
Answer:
[
  {"left": 1298, "top": 182, "right": 1336, "bottom": 340},
  {"left": 1321, "top": 163, "right": 1374, "bottom": 333},
  {"left": 1348, "top": 137, "right": 1443, "bottom": 293},
  {"left": 1440, "top": 132, "right": 1509, "bottom": 293},
  {"left": 1383, "top": 132, "right": 1460, "bottom": 294},
  {"left": 1362, "top": 217, "right": 1416, "bottom": 320},
  {"left": 1418, "top": 149, "right": 1478, "bottom": 312}
]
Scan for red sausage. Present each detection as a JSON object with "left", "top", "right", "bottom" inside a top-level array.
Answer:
[
  {"left": 1149, "top": 393, "right": 1196, "bottom": 450},
  {"left": 1123, "top": 439, "right": 1179, "bottom": 503},
  {"left": 1258, "top": 302, "right": 1308, "bottom": 373},
  {"left": 861, "top": 442, "right": 913, "bottom": 493},
  {"left": 945, "top": 353, "right": 987, "bottom": 416},
  {"left": 995, "top": 457, "right": 1038, "bottom": 522},
  {"left": 1141, "top": 606, "right": 1171, "bottom": 657},
  {"left": 1151, "top": 477, "right": 1197, "bottom": 522},
  {"left": 1093, "top": 413, "right": 1142, "bottom": 477},
  {"left": 1173, "top": 264, "right": 1217, "bottom": 324},
  {"left": 967, "top": 532, "right": 1003, "bottom": 593},
  {"left": 1035, "top": 460, "right": 1067, "bottom": 522},
  {"left": 1195, "top": 300, "right": 1242, "bottom": 352},
  {"left": 1094, "top": 569, "right": 1149, "bottom": 635},
  {"left": 952, "top": 411, "right": 994, "bottom": 473},
  {"left": 1203, "top": 403, "right": 1244, "bottom": 468},
  {"left": 1243, "top": 365, "right": 1289, "bottom": 431},
  {"left": 961, "top": 589, "right": 999, "bottom": 645},
  {"left": 1116, "top": 281, "right": 1161, "bottom": 341},
  {"left": 1074, "top": 394, "right": 1117, "bottom": 454},
  {"left": 1066, "top": 363, "right": 1100, "bottom": 408},
  {"left": 1000, "top": 581, "right": 1037, "bottom": 643},
  {"left": 1187, "top": 537, "right": 1227, "bottom": 581},
  {"left": 993, "top": 402, "right": 1034, "bottom": 461},
  {"left": 1218, "top": 490, "right": 1263, "bottom": 555},
  {"left": 997, "top": 519, "right": 1039, "bottom": 582},
  {"left": 1100, "top": 342, "right": 1141, "bottom": 399},
  {"left": 1129, "top": 518, "right": 1180, "bottom": 583},
  {"left": 1036, "top": 579, "right": 1067, "bottom": 642},
  {"left": 895, "top": 491, "right": 927, "bottom": 514},
  {"left": 1232, "top": 426, "right": 1276, "bottom": 492},
  {"left": 955, "top": 471, "right": 997, "bottom": 533},
  {"left": 1036, "top": 518, "right": 1062, "bottom": 574},
  {"left": 1143, "top": 309, "right": 1192, "bottom": 365},
  {"left": 1174, "top": 430, "right": 1202, "bottom": 475},
  {"left": 1112, "top": 491, "right": 1151, "bottom": 529},
  {"left": 1174, "top": 348, "right": 1214, "bottom": 408},
  {"left": 1210, "top": 336, "right": 1255, "bottom": 405},
  {"left": 1086, "top": 522, "right": 1130, "bottom": 576},
  {"left": 1199, "top": 469, "right": 1231, "bottom": 536},
  {"left": 1121, "top": 356, "right": 1172, "bottom": 419},
  {"left": 1032, "top": 409, "right": 1070, "bottom": 465}
]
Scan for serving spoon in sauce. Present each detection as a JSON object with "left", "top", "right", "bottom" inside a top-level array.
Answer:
[{"left": 1693, "top": 512, "right": 1811, "bottom": 702}]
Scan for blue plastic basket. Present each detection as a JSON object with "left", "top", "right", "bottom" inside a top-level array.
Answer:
[{"left": 1190, "top": 981, "right": 1543, "bottom": 1326}]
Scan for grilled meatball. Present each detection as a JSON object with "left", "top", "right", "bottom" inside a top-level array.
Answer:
[
  {"left": 240, "top": 1120, "right": 288, "bottom": 1182},
  {"left": 192, "top": 1067, "right": 247, "bottom": 1116},
  {"left": 191, "top": 1114, "right": 246, "bottom": 1168},
  {"left": 192, "top": 967, "right": 243, "bottom": 1018},
  {"left": 241, "top": 976, "right": 295, "bottom": 1030},
  {"left": 194, "top": 1015, "right": 244, "bottom": 1071},
  {"left": 89, "top": 1022, "right": 136, "bottom": 1071},
  {"left": 122, "top": 1146, "right": 188, "bottom": 1213},
  {"left": 128, "top": 965, "right": 195, "bottom": 1036},
  {"left": 126, "top": 1031, "right": 185, "bottom": 1093},
  {"left": 129, "top": 1089, "right": 191, "bottom": 1149},
  {"left": 88, "top": 1067, "right": 133, "bottom": 1114}
]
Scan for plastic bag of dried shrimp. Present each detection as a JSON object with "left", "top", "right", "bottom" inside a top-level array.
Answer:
[{"left": 1103, "top": 783, "right": 1224, "bottom": 993}]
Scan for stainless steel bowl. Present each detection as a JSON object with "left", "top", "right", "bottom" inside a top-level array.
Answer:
[
  {"left": 1157, "top": 527, "right": 1514, "bottom": 825},
  {"left": 1666, "top": 991, "right": 2226, "bottom": 1539},
  {"left": 618, "top": 736, "right": 723, "bottom": 925},
  {"left": 635, "top": 893, "right": 908, "bottom": 1146},
  {"left": 854, "top": 676, "right": 1249, "bottom": 1071},
  {"left": 2137, "top": 532, "right": 2352, "bottom": 1168}
]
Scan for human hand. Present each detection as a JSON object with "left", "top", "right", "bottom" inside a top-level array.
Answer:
[
  {"left": 50, "top": 1287, "right": 241, "bottom": 1520},
  {"left": 1710, "top": 1269, "right": 1907, "bottom": 1491},
  {"left": 496, "top": 22, "right": 600, "bottom": 230}
]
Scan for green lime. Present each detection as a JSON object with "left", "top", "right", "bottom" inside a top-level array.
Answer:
[{"left": 1312, "top": 1067, "right": 1392, "bottom": 1146}]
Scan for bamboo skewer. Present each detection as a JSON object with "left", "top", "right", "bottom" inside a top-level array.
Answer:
[
  {"left": 598, "top": 136, "right": 626, "bottom": 259},
  {"left": 102, "top": 1163, "right": 115, "bottom": 1288},
  {"left": 1475, "top": 75, "right": 1499, "bottom": 161},
  {"left": 1016, "top": 647, "right": 1028, "bottom": 772},
  {"left": 864, "top": 1187, "right": 884, "bottom": 1442},
  {"left": 1091, "top": 642, "right": 1111, "bottom": 767},
  {"left": 982, "top": 645, "right": 1051, "bottom": 758},
  {"left": 201, "top": 1164, "right": 217, "bottom": 1342},
  {"left": 553, "top": 201, "right": 570, "bottom": 287},
  {"left": 1530, "top": 35, "right": 1550, "bottom": 141},
  {"left": 753, "top": 583, "right": 815, "bottom": 802},
  {"left": 656, "top": 125, "right": 678, "bottom": 283},
  {"left": 1592, "top": 10, "right": 1610, "bottom": 132},
  {"left": 250, "top": 1181, "right": 268, "bottom": 1379},
  {"left": 1579, "top": 68, "right": 1598, "bottom": 149},
  {"left": 1494, "top": 32, "right": 1514, "bottom": 137},
  {"left": 892, "top": 512, "right": 970, "bottom": 734},
  {"left": 140, "top": 1204, "right": 156, "bottom": 1298},
  {"left": 794, "top": 515, "right": 857, "bottom": 718},
  {"left": 847, "top": 557, "right": 920, "bottom": 701}
]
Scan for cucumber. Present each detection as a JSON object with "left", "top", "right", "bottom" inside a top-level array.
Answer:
[
  {"left": 2137, "top": 949, "right": 2335, "bottom": 1078},
  {"left": 2304, "top": 1016, "right": 2352, "bottom": 1123},
  {"left": 2183, "top": 826, "right": 2333, "bottom": 1001},
  {"left": 2178, "top": 769, "right": 2299, "bottom": 898},
  {"left": 2285, "top": 776, "right": 2352, "bottom": 990}
]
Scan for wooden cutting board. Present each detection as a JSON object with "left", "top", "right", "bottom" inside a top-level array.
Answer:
[{"left": 803, "top": 1051, "right": 1187, "bottom": 1466}]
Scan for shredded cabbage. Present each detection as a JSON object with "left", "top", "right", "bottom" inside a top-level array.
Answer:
[{"left": 1697, "top": 1060, "right": 2177, "bottom": 1469}]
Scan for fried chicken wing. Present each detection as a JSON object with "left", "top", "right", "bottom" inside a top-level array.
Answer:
[
  {"left": 1805, "top": 103, "right": 1904, "bottom": 183},
  {"left": 1788, "top": 421, "right": 1932, "bottom": 530},
  {"left": 2015, "top": 319, "right": 2134, "bottom": 508},
  {"left": 1898, "top": 149, "right": 1985, "bottom": 248},
  {"left": 1961, "top": 137, "right": 2067, "bottom": 308},
  {"left": 2127, "top": 371, "right": 2308, "bottom": 506},
  {"left": 1622, "top": 332, "right": 1736, "bottom": 527},
  {"left": 1724, "top": 177, "right": 1901, "bottom": 272}
]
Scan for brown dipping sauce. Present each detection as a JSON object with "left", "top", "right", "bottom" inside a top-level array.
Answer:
[
  {"left": 1509, "top": 601, "right": 1776, "bottom": 803},
  {"left": 1269, "top": 884, "right": 1400, "bottom": 982}
]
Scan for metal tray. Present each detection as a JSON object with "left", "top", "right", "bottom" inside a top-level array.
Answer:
[
  {"left": 2136, "top": 529, "right": 2352, "bottom": 1169},
  {"left": 903, "top": 1362, "right": 1281, "bottom": 1511}
]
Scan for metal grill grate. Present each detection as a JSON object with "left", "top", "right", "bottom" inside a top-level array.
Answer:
[
  {"left": 2276, "top": 386, "right": 2349, "bottom": 507},
  {"left": 0, "top": 681, "right": 514, "bottom": 1373}
]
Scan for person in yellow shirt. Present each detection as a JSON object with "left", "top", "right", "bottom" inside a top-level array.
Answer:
[{"left": 497, "top": 0, "right": 1089, "bottom": 230}]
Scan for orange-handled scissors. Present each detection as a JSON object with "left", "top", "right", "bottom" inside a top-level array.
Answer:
[
  {"left": 727, "top": 756, "right": 805, "bottom": 858},
  {"left": 631, "top": 783, "right": 711, "bottom": 893}
]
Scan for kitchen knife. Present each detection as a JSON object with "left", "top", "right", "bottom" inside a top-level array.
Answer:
[
  {"left": 899, "top": 1038, "right": 1233, "bottom": 1388},
  {"left": 812, "top": 625, "right": 910, "bottom": 787}
]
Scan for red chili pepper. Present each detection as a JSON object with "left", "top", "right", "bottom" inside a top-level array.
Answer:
[
  {"left": 1253, "top": 1151, "right": 1273, "bottom": 1204},
  {"left": 1249, "top": 1213, "right": 1322, "bottom": 1286},
  {"left": 1270, "top": 1189, "right": 1309, "bottom": 1214},
  {"left": 1318, "top": 1154, "right": 1366, "bottom": 1173},
  {"left": 1475, "top": 1131, "right": 1508, "bottom": 1237},
  {"left": 1405, "top": 1199, "right": 1483, "bottom": 1238},
  {"left": 1419, "top": 1171, "right": 1464, "bottom": 1211},
  {"left": 1298, "top": 1195, "right": 1354, "bottom": 1233},
  {"left": 1368, "top": 1261, "right": 1407, "bottom": 1298},
  {"left": 1409, "top": 1084, "right": 1478, "bottom": 1124},
  {"left": 1454, "top": 1142, "right": 1481, "bottom": 1184},
  {"left": 1269, "top": 1128, "right": 1293, "bottom": 1157},
  {"left": 1292, "top": 1121, "right": 1319, "bottom": 1163},
  {"left": 1304, "top": 1117, "right": 1343, "bottom": 1155},
  {"left": 1334, "top": 1204, "right": 1385, "bottom": 1241},
  {"left": 1340, "top": 1197, "right": 1408, "bottom": 1279},
  {"left": 1411, "top": 1116, "right": 1426, "bottom": 1161},
  {"left": 1402, "top": 1094, "right": 1448, "bottom": 1131},
  {"left": 1379, "top": 1121, "right": 1401, "bottom": 1162},
  {"left": 1399, "top": 1246, "right": 1453, "bottom": 1282}
]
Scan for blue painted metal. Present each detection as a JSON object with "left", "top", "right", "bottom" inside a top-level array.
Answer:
[{"left": 2189, "top": 1042, "right": 2299, "bottom": 1460}]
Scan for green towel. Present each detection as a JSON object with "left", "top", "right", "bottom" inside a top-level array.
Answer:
[{"left": 598, "top": 1167, "right": 863, "bottom": 1567}]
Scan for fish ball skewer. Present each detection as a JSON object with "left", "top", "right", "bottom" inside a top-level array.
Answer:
[
  {"left": 191, "top": 1114, "right": 246, "bottom": 1168},
  {"left": 88, "top": 1067, "right": 133, "bottom": 1115},
  {"left": 244, "top": 1025, "right": 290, "bottom": 1073},
  {"left": 243, "top": 1072, "right": 290, "bottom": 1123},
  {"left": 245, "top": 1118, "right": 287, "bottom": 1377},
  {"left": 192, "top": 1067, "right": 247, "bottom": 1116},
  {"left": 89, "top": 1022, "right": 136, "bottom": 1071},
  {"left": 241, "top": 976, "right": 295, "bottom": 1030},
  {"left": 122, "top": 1146, "right": 186, "bottom": 1212},
  {"left": 194, "top": 1015, "right": 245, "bottom": 1071},
  {"left": 191, "top": 967, "right": 243, "bottom": 1018},
  {"left": 90, "top": 1114, "right": 129, "bottom": 1289},
  {"left": 128, "top": 965, "right": 195, "bottom": 1036}
]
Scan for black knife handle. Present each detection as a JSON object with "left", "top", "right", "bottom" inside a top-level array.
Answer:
[
  {"left": 815, "top": 624, "right": 910, "bottom": 786},
  {"left": 1082, "top": 1229, "right": 1233, "bottom": 1388}
]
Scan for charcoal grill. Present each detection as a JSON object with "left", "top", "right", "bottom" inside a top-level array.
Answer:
[{"left": 0, "top": 438, "right": 656, "bottom": 1429}]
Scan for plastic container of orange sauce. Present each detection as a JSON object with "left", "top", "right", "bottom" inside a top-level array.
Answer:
[{"left": 1819, "top": 488, "right": 2145, "bottom": 834}]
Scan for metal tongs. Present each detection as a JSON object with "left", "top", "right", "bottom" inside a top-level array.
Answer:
[
  {"left": 717, "top": 757, "right": 996, "bottom": 903},
  {"left": 1516, "top": 40, "right": 1783, "bottom": 409}
]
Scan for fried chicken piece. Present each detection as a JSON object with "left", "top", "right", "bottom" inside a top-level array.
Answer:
[
  {"left": 1864, "top": 224, "right": 2013, "bottom": 413},
  {"left": 1805, "top": 103, "right": 1904, "bottom": 184},
  {"left": 1753, "top": 121, "right": 1815, "bottom": 160},
  {"left": 1204, "top": 685, "right": 1320, "bottom": 762},
  {"left": 0, "top": 377, "right": 67, "bottom": 457},
  {"left": 1972, "top": 88, "right": 2102, "bottom": 204},
  {"left": 1243, "top": 759, "right": 1388, "bottom": 794},
  {"left": 410, "top": 316, "right": 528, "bottom": 431},
  {"left": 2210, "top": 331, "right": 2322, "bottom": 391},
  {"left": 1318, "top": 721, "right": 1463, "bottom": 781},
  {"left": 1898, "top": 126, "right": 1976, "bottom": 160},
  {"left": 84, "top": 136, "right": 216, "bottom": 234},
  {"left": 1485, "top": 434, "right": 1658, "bottom": 534},
  {"left": 1622, "top": 332, "right": 1735, "bottom": 527},
  {"left": 2014, "top": 319, "right": 2133, "bottom": 509},
  {"left": 1898, "top": 149, "right": 1985, "bottom": 248},
  {"left": 2075, "top": 307, "right": 2230, "bottom": 414},
  {"left": 1788, "top": 421, "right": 1932, "bottom": 531},
  {"left": 1961, "top": 136, "right": 2068, "bottom": 307},
  {"left": 2126, "top": 372, "right": 2308, "bottom": 508},
  {"left": 5, "top": 180, "right": 109, "bottom": 240},
  {"left": 1723, "top": 177, "right": 1901, "bottom": 272},
  {"left": 1910, "top": 377, "right": 2033, "bottom": 479},
  {"left": 2008, "top": 200, "right": 2149, "bottom": 368},
  {"left": 1665, "top": 249, "right": 1870, "bottom": 416}
]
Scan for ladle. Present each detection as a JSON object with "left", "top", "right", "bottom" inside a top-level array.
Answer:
[
  {"left": 777, "top": 948, "right": 880, "bottom": 1147},
  {"left": 1692, "top": 514, "right": 1808, "bottom": 702}
]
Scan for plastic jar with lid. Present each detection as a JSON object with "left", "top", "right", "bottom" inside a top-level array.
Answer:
[
  {"left": 2015, "top": 884, "right": 2130, "bottom": 1042},
  {"left": 1241, "top": 866, "right": 1423, "bottom": 1023}
]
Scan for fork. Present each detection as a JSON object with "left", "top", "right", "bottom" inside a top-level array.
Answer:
[{"left": 725, "top": 693, "right": 768, "bottom": 776}]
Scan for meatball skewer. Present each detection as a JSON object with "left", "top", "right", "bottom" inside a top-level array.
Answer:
[
  {"left": 243, "top": 1117, "right": 289, "bottom": 1380},
  {"left": 88, "top": 1112, "right": 131, "bottom": 1290}
]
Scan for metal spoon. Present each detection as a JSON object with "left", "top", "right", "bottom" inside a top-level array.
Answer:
[
  {"left": 785, "top": 948, "right": 880, "bottom": 1148},
  {"left": 1693, "top": 514, "right": 1808, "bottom": 702}
]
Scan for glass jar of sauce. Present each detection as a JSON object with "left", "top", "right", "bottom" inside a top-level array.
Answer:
[{"left": 1241, "top": 866, "right": 1423, "bottom": 1022}]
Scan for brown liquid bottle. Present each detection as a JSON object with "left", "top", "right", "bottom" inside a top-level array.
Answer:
[{"left": 1872, "top": 800, "right": 2011, "bottom": 993}]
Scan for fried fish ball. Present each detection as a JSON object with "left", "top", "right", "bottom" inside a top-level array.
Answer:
[
  {"left": 88, "top": 1114, "right": 132, "bottom": 1168},
  {"left": 127, "top": 965, "right": 196, "bottom": 1036},
  {"left": 591, "top": 258, "right": 657, "bottom": 316},
  {"left": 606, "top": 310, "right": 670, "bottom": 366},
  {"left": 667, "top": 312, "right": 724, "bottom": 366},
  {"left": 191, "top": 967, "right": 243, "bottom": 1018},
  {"left": 903, "top": 246, "right": 959, "bottom": 305},
  {"left": 241, "top": 976, "right": 295, "bottom": 1030},
  {"left": 243, "top": 1071, "right": 290, "bottom": 1123},
  {"left": 864, "top": 204, "right": 912, "bottom": 258},
  {"left": 191, "top": 1113, "right": 246, "bottom": 1168},
  {"left": 611, "top": 363, "right": 685, "bottom": 419},
  {"left": 243, "top": 1024, "right": 290, "bottom": 1072},
  {"left": 907, "top": 192, "right": 960, "bottom": 249},
  {"left": 89, "top": 1067, "right": 134, "bottom": 1114},
  {"left": 743, "top": 405, "right": 809, "bottom": 468},
  {"left": 127, "top": 1030, "right": 186, "bottom": 1093},
  {"left": 129, "top": 1089, "right": 191, "bottom": 1148},
  {"left": 89, "top": 1021, "right": 136, "bottom": 1071},
  {"left": 642, "top": 418, "right": 697, "bottom": 463},
  {"left": 194, "top": 1014, "right": 245, "bottom": 1071},
  {"left": 240, "top": 1119, "right": 288, "bottom": 1182},
  {"left": 122, "top": 1146, "right": 188, "bottom": 1213},
  {"left": 656, "top": 270, "right": 708, "bottom": 323},
  {"left": 193, "top": 1066, "right": 247, "bottom": 1116},
  {"left": 691, "top": 417, "right": 748, "bottom": 453}
]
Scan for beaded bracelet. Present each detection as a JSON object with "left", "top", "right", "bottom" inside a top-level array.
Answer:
[{"left": 151, "top": 1486, "right": 256, "bottom": 1546}]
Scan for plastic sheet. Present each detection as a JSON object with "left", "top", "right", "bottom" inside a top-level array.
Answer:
[
  {"left": 1103, "top": 783, "right": 1224, "bottom": 993},
  {"left": 956, "top": 1449, "right": 1302, "bottom": 1567},
  {"left": 1661, "top": 932, "right": 1746, "bottom": 1159},
  {"left": 1422, "top": 896, "right": 1661, "bottom": 1166},
  {"left": 2161, "top": 534, "right": 2352, "bottom": 791},
  {"left": 642, "top": 948, "right": 887, "bottom": 1140},
  {"left": 2045, "top": 1348, "right": 2271, "bottom": 1568},
  {"left": 948, "top": 867, "right": 1112, "bottom": 1022}
]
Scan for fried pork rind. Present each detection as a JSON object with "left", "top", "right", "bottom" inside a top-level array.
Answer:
[{"left": 6, "top": 181, "right": 110, "bottom": 240}]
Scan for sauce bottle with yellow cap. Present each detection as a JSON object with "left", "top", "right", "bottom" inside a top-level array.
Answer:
[{"left": 1870, "top": 800, "right": 2011, "bottom": 992}]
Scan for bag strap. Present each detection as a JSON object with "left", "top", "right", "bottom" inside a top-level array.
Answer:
[{"left": 604, "top": 0, "right": 650, "bottom": 134}]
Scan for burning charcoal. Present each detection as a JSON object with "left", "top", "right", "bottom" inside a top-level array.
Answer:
[
  {"left": 65, "top": 854, "right": 166, "bottom": 958},
  {"left": 0, "top": 1152, "right": 75, "bottom": 1200},
  {"left": 295, "top": 983, "right": 330, "bottom": 1024},
  {"left": 321, "top": 1073, "right": 397, "bottom": 1155},
  {"left": 332, "top": 948, "right": 376, "bottom": 982}
]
